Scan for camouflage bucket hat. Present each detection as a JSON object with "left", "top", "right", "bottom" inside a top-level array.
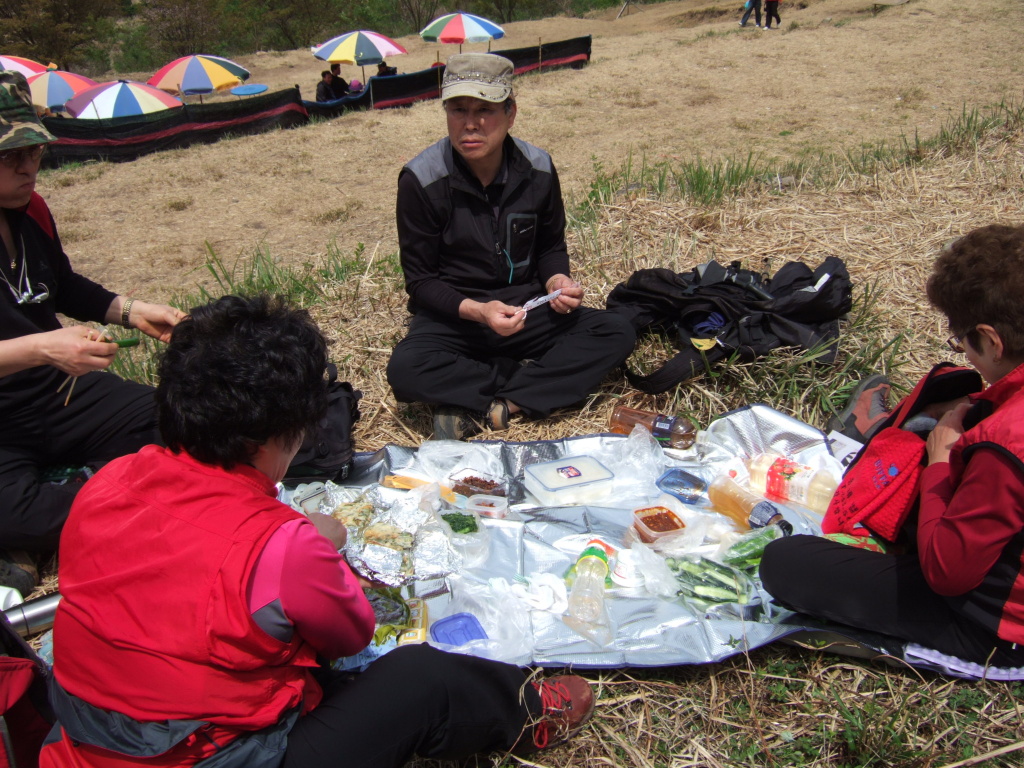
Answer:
[{"left": 0, "top": 70, "right": 56, "bottom": 152}]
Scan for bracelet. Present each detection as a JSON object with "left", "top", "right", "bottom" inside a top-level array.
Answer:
[{"left": 121, "top": 298, "right": 134, "bottom": 329}]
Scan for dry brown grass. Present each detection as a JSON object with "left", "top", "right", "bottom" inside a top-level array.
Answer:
[{"left": 27, "top": 0, "right": 1024, "bottom": 765}]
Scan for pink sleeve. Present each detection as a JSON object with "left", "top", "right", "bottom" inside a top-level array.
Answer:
[
  {"left": 918, "top": 449, "right": 1024, "bottom": 595},
  {"left": 250, "top": 518, "right": 376, "bottom": 659}
]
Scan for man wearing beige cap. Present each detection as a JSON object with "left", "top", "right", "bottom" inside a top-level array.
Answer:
[
  {"left": 388, "top": 53, "right": 635, "bottom": 440},
  {"left": 0, "top": 70, "right": 185, "bottom": 595}
]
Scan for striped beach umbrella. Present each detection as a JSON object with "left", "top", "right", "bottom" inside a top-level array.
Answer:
[
  {"left": 0, "top": 55, "right": 48, "bottom": 78},
  {"left": 148, "top": 54, "right": 250, "bottom": 95},
  {"left": 420, "top": 13, "right": 505, "bottom": 50},
  {"left": 27, "top": 70, "right": 98, "bottom": 111},
  {"left": 64, "top": 80, "right": 183, "bottom": 120},
  {"left": 312, "top": 30, "right": 407, "bottom": 83}
]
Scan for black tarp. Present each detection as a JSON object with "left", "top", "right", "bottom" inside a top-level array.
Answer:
[
  {"left": 42, "top": 87, "right": 308, "bottom": 167},
  {"left": 493, "top": 35, "right": 592, "bottom": 74}
]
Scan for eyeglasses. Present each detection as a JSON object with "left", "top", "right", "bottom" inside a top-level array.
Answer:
[
  {"left": 947, "top": 328, "right": 975, "bottom": 354},
  {"left": 0, "top": 144, "right": 46, "bottom": 169}
]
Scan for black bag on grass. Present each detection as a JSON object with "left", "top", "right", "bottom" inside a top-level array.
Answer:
[
  {"left": 606, "top": 258, "right": 853, "bottom": 393},
  {"left": 285, "top": 364, "right": 361, "bottom": 485}
]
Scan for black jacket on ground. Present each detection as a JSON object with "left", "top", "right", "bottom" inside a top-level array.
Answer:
[{"left": 396, "top": 135, "right": 571, "bottom": 318}]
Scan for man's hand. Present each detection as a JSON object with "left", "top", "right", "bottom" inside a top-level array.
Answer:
[
  {"left": 545, "top": 274, "right": 583, "bottom": 315},
  {"left": 308, "top": 512, "right": 348, "bottom": 551},
  {"left": 36, "top": 326, "right": 118, "bottom": 376},
  {"left": 459, "top": 298, "right": 526, "bottom": 336},
  {"left": 926, "top": 401, "right": 971, "bottom": 465}
]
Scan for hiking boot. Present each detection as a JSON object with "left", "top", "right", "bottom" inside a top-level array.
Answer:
[
  {"left": 513, "top": 675, "right": 596, "bottom": 755},
  {"left": 486, "top": 399, "right": 510, "bottom": 432},
  {"left": 0, "top": 549, "right": 38, "bottom": 598},
  {"left": 433, "top": 406, "right": 483, "bottom": 441},
  {"left": 827, "top": 373, "right": 892, "bottom": 443}
]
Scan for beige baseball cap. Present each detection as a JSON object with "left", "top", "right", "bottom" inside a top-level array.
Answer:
[{"left": 441, "top": 53, "right": 514, "bottom": 103}]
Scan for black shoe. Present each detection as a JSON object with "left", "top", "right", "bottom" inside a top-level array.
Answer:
[
  {"left": 433, "top": 407, "right": 484, "bottom": 441},
  {"left": 0, "top": 549, "right": 38, "bottom": 597},
  {"left": 486, "top": 399, "right": 510, "bottom": 431}
]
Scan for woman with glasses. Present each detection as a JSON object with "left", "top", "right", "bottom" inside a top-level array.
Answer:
[
  {"left": 0, "top": 70, "right": 184, "bottom": 597},
  {"left": 759, "top": 223, "right": 1024, "bottom": 668}
]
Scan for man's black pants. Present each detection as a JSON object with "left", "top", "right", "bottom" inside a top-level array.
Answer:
[
  {"left": 386, "top": 306, "right": 636, "bottom": 417},
  {"left": 284, "top": 644, "right": 540, "bottom": 767},
  {"left": 760, "top": 534, "right": 1024, "bottom": 666},
  {"left": 0, "top": 371, "right": 160, "bottom": 550}
]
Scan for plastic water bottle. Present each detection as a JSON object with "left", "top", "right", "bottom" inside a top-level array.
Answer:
[
  {"left": 563, "top": 539, "right": 614, "bottom": 645},
  {"left": 747, "top": 453, "right": 838, "bottom": 514},
  {"left": 609, "top": 406, "right": 697, "bottom": 449},
  {"left": 707, "top": 474, "right": 790, "bottom": 531}
]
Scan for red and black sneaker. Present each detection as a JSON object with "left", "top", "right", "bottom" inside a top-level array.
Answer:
[
  {"left": 826, "top": 374, "right": 892, "bottom": 443},
  {"left": 514, "top": 675, "right": 596, "bottom": 755}
]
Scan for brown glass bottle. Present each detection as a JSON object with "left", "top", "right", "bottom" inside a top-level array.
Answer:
[{"left": 609, "top": 405, "right": 697, "bottom": 449}]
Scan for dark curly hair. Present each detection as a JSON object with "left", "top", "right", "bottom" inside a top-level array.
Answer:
[
  {"left": 155, "top": 294, "right": 329, "bottom": 469},
  {"left": 926, "top": 223, "right": 1024, "bottom": 359}
]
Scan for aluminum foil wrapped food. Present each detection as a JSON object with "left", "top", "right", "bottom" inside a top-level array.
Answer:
[{"left": 321, "top": 482, "right": 462, "bottom": 587}]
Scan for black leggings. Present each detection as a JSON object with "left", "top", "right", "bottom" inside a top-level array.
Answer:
[
  {"left": 284, "top": 645, "right": 540, "bottom": 768},
  {"left": 760, "top": 535, "right": 1024, "bottom": 666},
  {"left": 764, "top": 0, "right": 781, "bottom": 27}
]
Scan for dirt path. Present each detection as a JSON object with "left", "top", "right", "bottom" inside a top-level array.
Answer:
[{"left": 40, "top": 0, "right": 1023, "bottom": 302}]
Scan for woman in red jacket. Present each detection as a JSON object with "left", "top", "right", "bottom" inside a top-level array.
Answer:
[
  {"left": 42, "top": 294, "right": 594, "bottom": 768},
  {"left": 760, "top": 224, "right": 1024, "bottom": 667}
]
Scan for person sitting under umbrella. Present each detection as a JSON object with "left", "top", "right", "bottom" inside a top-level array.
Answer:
[
  {"left": 315, "top": 70, "right": 334, "bottom": 102},
  {"left": 377, "top": 60, "right": 398, "bottom": 77},
  {"left": 0, "top": 70, "right": 184, "bottom": 596},
  {"left": 329, "top": 62, "right": 350, "bottom": 99}
]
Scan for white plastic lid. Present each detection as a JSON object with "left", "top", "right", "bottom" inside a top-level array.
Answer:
[{"left": 523, "top": 455, "right": 614, "bottom": 493}]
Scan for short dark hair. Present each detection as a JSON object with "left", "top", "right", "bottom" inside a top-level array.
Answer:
[
  {"left": 926, "top": 223, "right": 1024, "bottom": 358},
  {"left": 156, "top": 294, "right": 329, "bottom": 469},
  {"left": 502, "top": 96, "right": 515, "bottom": 114},
  {"left": 321, "top": 70, "right": 331, "bottom": 79},
  {"left": 330, "top": 63, "right": 340, "bottom": 73}
]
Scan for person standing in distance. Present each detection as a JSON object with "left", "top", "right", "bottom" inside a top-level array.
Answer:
[{"left": 387, "top": 53, "right": 635, "bottom": 440}]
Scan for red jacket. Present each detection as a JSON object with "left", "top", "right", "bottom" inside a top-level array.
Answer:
[
  {"left": 919, "top": 362, "right": 1024, "bottom": 644},
  {"left": 42, "top": 446, "right": 354, "bottom": 767}
]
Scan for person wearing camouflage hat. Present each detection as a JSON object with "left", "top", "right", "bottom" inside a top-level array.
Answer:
[
  {"left": 0, "top": 69, "right": 186, "bottom": 597},
  {"left": 387, "top": 53, "right": 636, "bottom": 441}
]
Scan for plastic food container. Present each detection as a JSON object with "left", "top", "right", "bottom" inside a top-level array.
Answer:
[
  {"left": 429, "top": 612, "right": 488, "bottom": 646},
  {"left": 656, "top": 468, "right": 707, "bottom": 504},
  {"left": 448, "top": 469, "right": 507, "bottom": 499},
  {"left": 610, "top": 549, "right": 645, "bottom": 588},
  {"left": 523, "top": 455, "right": 615, "bottom": 506},
  {"left": 466, "top": 494, "right": 508, "bottom": 519},
  {"left": 633, "top": 506, "right": 686, "bottom": 544}
]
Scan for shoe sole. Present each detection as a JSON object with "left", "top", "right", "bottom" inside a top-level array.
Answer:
[{"left": 826, "top": 374, "right": 891, "bottom": 439}]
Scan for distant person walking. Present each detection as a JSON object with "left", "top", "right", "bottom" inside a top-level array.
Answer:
[
  {"left": 740, "top": 0, "right": 762, "bottom": 28},
  {"left": 764, "top": 0, "right": 781, "bottom": 29}
]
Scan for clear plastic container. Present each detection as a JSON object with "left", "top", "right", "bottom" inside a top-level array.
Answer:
[
  {"left": 523, "top": 455, "right": 615, "bottom": 506},
  {"left": 656, "top": 468, "right": 707, "bottom": 503},
  {"left": 747, "top": 453, "right": 838, "bottom": 514},
  {"left": 633, "top": 506, "right": 686, "bottom": 543},
  {"left": 447, "top": 469, "right": 507, "bottom": 499},
  {"left": 466, "top": 494, "right": 508, "bottom": 519}
]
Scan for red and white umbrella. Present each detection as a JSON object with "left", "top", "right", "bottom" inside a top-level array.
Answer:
[{"left": 0, "top": 55, "right": 48, "bottom": 78}]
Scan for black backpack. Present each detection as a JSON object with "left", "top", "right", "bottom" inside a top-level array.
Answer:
[
  {"left": 606, "top": 258, "right": 853, "bottom": 393},
  {"left": 285, "top": 364, "right": 361, "bottom": 485}
]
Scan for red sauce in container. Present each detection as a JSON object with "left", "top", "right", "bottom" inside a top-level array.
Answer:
[{"left": 633, "top": 506, "right": 685, "bottom": 543}]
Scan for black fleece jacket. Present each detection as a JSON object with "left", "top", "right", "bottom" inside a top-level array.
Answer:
[{"left": 395, "top": 134, "right": 571, "bottom": 318}]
